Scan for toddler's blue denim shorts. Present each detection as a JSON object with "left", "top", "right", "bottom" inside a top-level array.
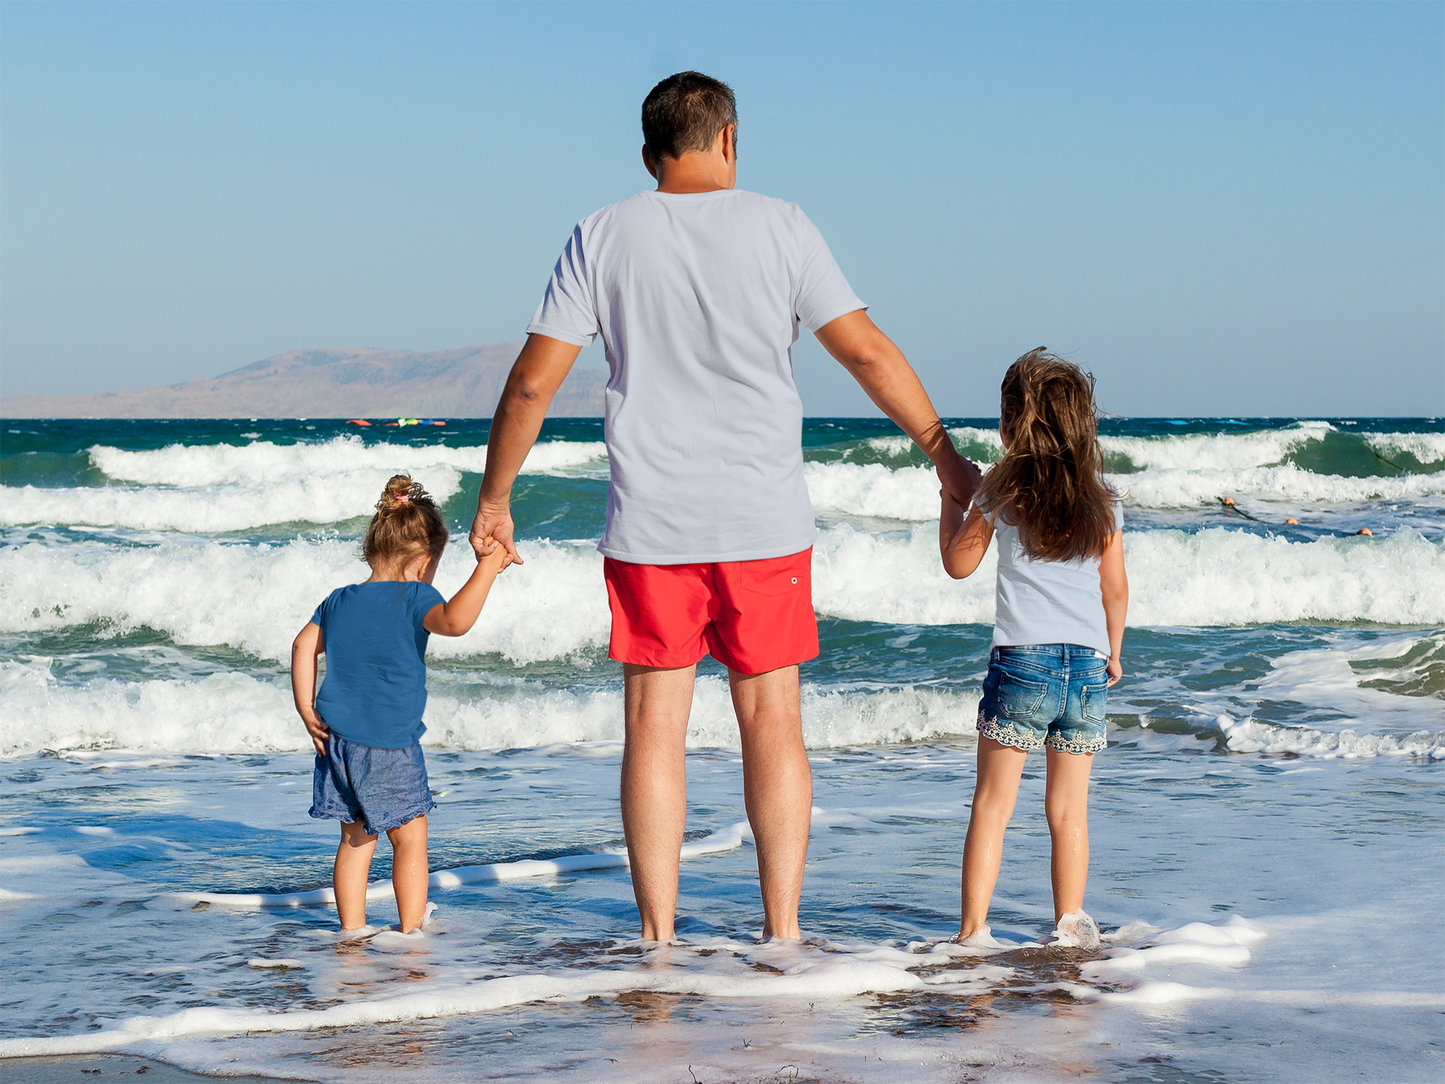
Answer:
[
  {"left": 977, "top": 644, "right": 1109, "bottom": 754},
  {"left": 310, "top": 734, "right": 435, "bottom": 836}
]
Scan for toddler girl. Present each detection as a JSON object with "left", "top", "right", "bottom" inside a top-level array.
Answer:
[
  {"left": 939, "top": 349, "right": 1128, "bottom": 949},
  {"left": 291, "top": 474, "right": 510, "bottom": 934}
]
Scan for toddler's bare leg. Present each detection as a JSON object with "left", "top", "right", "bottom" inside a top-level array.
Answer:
[
  {"left": 1044, "top": 747, "right": 1094, "bottom": 921},
  {"left": 387, "top": 814, "right": 430, "bottom": 932},
  {"left": 959, "top": 737, "right": 1028, "bottom": 940},
  {"left": 334, "top": 821, "right": 379, "bottom": 931}
]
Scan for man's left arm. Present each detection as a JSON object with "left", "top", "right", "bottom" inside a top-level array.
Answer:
[
  {"left": 814, "top": 309, "right": 981, "bottom": 503},
  {"left": 471, "top": 333, "right": 584, "bottom": 563}
]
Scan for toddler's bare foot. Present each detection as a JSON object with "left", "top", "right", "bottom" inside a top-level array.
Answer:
[{"left": 401, "top": 901, "right": 438, "bottom": 934}]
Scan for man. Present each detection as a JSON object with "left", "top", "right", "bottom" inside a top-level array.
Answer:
[{"left": 472, "top": 71, "right": 979, "bottom": 942}]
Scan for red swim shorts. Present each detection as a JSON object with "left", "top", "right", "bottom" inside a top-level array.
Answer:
[{"left": 604, "top": 548, "right": 819, "bottom": 674}]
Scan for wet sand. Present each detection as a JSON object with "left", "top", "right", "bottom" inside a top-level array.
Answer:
[{"left": 1, "top": 1055, "right": 286, "bottom": 1083}]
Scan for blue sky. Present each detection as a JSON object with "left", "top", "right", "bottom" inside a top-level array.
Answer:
[{"left": 2, "top": 1, "right": 1441, "bottom": 415}]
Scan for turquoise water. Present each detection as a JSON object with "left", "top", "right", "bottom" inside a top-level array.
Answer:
[{"left": 1, "top": 417, "right": 1442, "bottom": 1081}]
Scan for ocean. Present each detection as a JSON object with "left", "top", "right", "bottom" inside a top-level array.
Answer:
[{"left": 1, "top": 416, "right": 1442, "bottom": 1082}]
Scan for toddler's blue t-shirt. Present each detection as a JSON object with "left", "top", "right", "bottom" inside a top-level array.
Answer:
[{"left": 310, "top": 580, "right": 445, "bottom": 749}]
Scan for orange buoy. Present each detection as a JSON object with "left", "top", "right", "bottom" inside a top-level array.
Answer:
[
  {"left": 1222, "top": 497, "right": 1236, "bottom": 506},
  {"left": 1357, "top": 528, "right": 1373, "bottom": 536},
  {"left": 345, "top": 419, "right": 371, "bottom": 426},
  {"left": 1285, "top": 518, "right": 1298, "bottom": 525}
]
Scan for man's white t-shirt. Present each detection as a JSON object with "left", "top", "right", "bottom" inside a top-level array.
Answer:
[{"left": 527, "top": 188, "right": 865, "bottom": 565}]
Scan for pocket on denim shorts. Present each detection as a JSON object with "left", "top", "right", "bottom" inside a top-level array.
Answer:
[
  {"left": 998, "top": 672, "right": 1049, "bottom": 721},
  {"left": 1080, "top": 681, "right": 1109, "bottom": 724}
]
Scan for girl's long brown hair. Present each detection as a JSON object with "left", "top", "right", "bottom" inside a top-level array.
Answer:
[
  {"left": 975, "top": 348, "right": 1118, "bottom": 562},
  {"left": 361, "top": 474, "right": 448, "bottom": 567}
]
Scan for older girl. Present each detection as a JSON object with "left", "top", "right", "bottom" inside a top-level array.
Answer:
[{"left": 940, "top": 349, "right": 1128, "bottom": 948}]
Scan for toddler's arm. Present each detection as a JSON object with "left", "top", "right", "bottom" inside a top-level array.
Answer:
[
  {"left": 1099, "top": 529, "right": 1128, "bottom": 685},
  {"left": 939, "top": 489, "right": 994, "bottom": 579},
  {"left": 424, "top": 542, "right": 511, "bottom": 637},
  {"left": 291, "top": 622, "right": 329, "bottom": 755}
]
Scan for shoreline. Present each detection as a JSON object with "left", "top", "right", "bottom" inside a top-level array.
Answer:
[{"left": 1, "top": 1054, "right": 289, "bottom": 1083}]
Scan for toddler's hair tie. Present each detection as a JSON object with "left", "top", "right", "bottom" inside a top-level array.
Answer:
[{"left": 395, "top": 494, "right": 410, "bottom": 503}]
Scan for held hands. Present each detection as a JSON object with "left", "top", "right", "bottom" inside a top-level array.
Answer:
[
  {"left": 474, "top": 534, "right": 515, "bottom": 573},
  {"left": 938, "top": 455, "right": 983, "bottom": 508},
  {"left": 470, "top": 503, "right": 522, "bottom": 566}
]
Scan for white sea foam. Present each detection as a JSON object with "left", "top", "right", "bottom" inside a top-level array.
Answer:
[
  {"left": 0, "top": 470, "right": 465, "bottom": 533},
  {"left": 2, "top": 438, "right": 607, "bottom": 532},
  {"left": 0, "top": 659, "right": 982, "bottom": 757},
  {"left": 804, "top": 461, "right": 942, "bottom": 520},
  {"left": 4, "top": 527, "right": 1442, "bottom": 676},
  {"left": 1215, "top": 714, "right": 1445, "bottom": 759},
  {"left": 89, "top": 436, "right": 607, "bottom": 487},
  {"left": 0, "top": 918, "right": 1259, "bottom": 1058},
  {"left": 8, "top": 430, "right": 1440, "bottom": 531},
  {"left": 871, "top": 423, "right": 1335, "bottom": 473},
  {"left": 1099, "top": 422, "right": 1334, "bottom": 470},
  {"left": 1365, "top": 431, "right": 1445, "bottom": 465},
  {"left": 1251, "top": 634, "right": 1445, "bottom": 727},
  {"left": 814, "top": 523, "right": 1445, "bottom": 628},
  {"left": 1117, "top": 463, "right": 1445, "bottom": 509},
  {"left": 0, "top": 535, "right": 609, "bottom": 666},
  {"left": 1120, "top": 526, "right": 1445, "bottom": 626},
  {"left": 0, "top": 659, "right": 302, "bottom": 757},
  {"left": 1082, "top": 917, "right": 1263, "bottom": 977},
  {"left": 807, "top": 459, "right": 1445, "bottom": 522}
]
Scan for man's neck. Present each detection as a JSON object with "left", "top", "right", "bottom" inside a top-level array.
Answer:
[{"left": 652, "top": 154, "right": 735, "bottom": 194}]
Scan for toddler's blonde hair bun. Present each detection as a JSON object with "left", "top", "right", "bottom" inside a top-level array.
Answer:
[
  {"left": 363, "top": 474, "right": 448, "bottom": 565},
  {"left": 376, "top": 474, "right": 430, "bottom": 513}
]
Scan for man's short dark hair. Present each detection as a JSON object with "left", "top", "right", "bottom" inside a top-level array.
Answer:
[{"left": 641, "top": 71, "right": 737, "bottom": 161}]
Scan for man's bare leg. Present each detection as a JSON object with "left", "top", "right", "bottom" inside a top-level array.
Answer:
[
  {"left": 621, "top": 663, "right": 696, "bottom": 942},
  {"left": 730, "top": 665, "right": 811, "bottom": 940}
]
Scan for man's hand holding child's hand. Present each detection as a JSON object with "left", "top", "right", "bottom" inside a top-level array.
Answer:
[{"left": 476, "top": 536, "right": 514, "bottom": 572}]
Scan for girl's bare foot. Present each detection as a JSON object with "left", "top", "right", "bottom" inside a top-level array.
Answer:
[{"left": 1049, "top": 910, "right": 1101, "bottom": 950}]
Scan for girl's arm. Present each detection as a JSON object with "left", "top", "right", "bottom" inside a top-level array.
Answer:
[
  {"left": 939, "top": 489, "right": 995, "bottom": 579},
  {"left": 291, "top": 623, "right": 329, "bottom": 755},
  {"left": 424, "top": 544, "right": 511, "bottom": 636},
  {"left": 1098, "top": 529, "right": 1128, "bottom": 685}
]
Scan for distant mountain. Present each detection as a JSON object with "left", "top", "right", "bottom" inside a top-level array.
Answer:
[{"left": 0, "top": 344, "right": 606, "bottom": 418}]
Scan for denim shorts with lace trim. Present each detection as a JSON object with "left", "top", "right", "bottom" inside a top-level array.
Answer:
[{"left": 976, "top": 644, "right": 1108, "bottom": 754}]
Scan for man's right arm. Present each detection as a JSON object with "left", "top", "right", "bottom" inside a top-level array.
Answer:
[
  {"left": 814, "top": 310, "right": 981, "bottom": 504},
  {"left": 471, "top": 333, "right": 584, "bottom": 562}
]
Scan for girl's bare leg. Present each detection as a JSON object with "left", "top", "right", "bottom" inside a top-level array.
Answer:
[
  {"left": 1044, "top": 747, "right": 1094, "bottom": 921},
  {"left": 959, "top": 737, "right": 1029, "bottom": 940},
  {"left": 386, "top": 814, "right": 430, "bottom": 932},
  {"left": 334, "top": 821, "right": 379, "bottom": 931}
]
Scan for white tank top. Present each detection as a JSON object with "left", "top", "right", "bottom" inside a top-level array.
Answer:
[{"left": 986, "top": 498, "right": 1123, "bottom": 656}]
